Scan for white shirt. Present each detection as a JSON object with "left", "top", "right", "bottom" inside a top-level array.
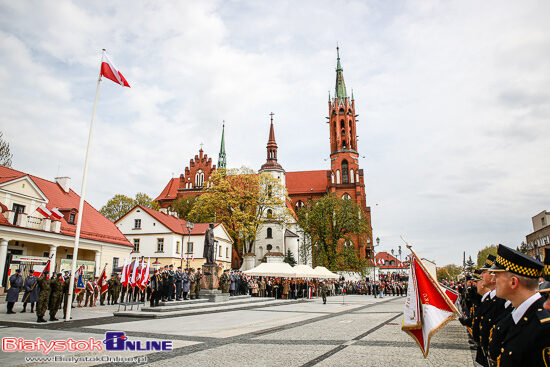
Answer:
[
  {"left": 504, "top": 300, "right": 512, "bottom": 309},
  {"left": 481, "top": 290, "right": 491, "bottom": 302},
  {"left": 489, "top": 289, "right": 496, "bottom": 299},
  {"left": 511, "top": 292, "right": 541, "bottom": 324}
]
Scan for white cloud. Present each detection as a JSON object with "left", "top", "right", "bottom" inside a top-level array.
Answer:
[{"left": 1, "top": 0, "right": 549, "bottom": 265}]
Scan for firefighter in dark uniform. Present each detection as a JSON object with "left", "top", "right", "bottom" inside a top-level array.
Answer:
[
  {"left": 36, "top": 270, "right": 51, "bottom": 323},
  {"left": 489, "top": 244, "right": 550, "bottom": 367}
]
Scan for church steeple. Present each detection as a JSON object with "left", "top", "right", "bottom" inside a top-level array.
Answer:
[
  {"left": 217, "top": 122, "right": 226, "bottom": 169},
  {"left": 335, "top": 46, "right": 347, "bottom": 100},
  {"left": 260, "top": 112, "right": 283, "bottom": 171}
]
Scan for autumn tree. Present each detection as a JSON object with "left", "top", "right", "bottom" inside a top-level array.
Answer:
[
  {"left": 436, "top": 264, "right": 462, "bottom": 282},
  {"left": 187, "top": 167, "right": 290, "bottom": 265},
  {"left": 477, "top": 245, "right": 498, "bottom": 267},
  {"left": 169, "top": 195, "right": 198, "bottom": 220},
  {"left": 296, "top": 194, "right": 371, "bottom": 273},
  {"left": 101, "top": 192, "right": 158, "bottom": 221},
  {"left": 0, "top": 131, "right": 13, "bottom": 167}
]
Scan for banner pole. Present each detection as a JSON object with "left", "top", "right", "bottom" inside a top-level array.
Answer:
[{"left": 65, "top": 53, "right": 103, "bottom": 322}]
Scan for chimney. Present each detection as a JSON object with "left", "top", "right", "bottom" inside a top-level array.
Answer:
[{"left": 55, "top": 177, "right": 71, "bottom": 193}]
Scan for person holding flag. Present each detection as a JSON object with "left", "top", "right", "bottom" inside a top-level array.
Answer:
[
  {"left": 98, "top": 265, "right": 108, "bottom": 306},
  {"left": 75, "top": 267, "right": 86, "bottom": 307},
  {"left": 21, "top": 268, "right": 39, "bottom": 313}
]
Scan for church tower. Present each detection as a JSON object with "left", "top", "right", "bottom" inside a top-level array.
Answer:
[
  {"left": 218, "top": 122, "right": 227, "bottom": 169},
  {"left": 260, "top": 112, "right": 284, "bottom": 173}
]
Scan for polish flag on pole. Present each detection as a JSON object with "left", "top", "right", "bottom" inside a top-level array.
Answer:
[
  {"left": 36, "top": 204, "right": 52, "bottom": 218},
  {"left": 139, "top": 258, "right": 150, "bottom": 290},
  {"left": 50, "top": 208, "right": 63, "bottom": 220},
  {"left": 121, "top": 258, "right": 129, "bottom": 287},
  {"left": 402, "top": 245, "right": 458, "bottom": 357},
  {"left": 130, "top": 257, "right": 139, "bottom": 288},
  {"left": 101, "top": 50, "right": 130, "bottom": 87}
]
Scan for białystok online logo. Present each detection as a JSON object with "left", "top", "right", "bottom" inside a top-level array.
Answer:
[{"left": 2, "top": 332, "right": 173, "bottom": 354}]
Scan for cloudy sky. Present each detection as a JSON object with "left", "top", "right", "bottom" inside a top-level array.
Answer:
[{"left": 1, "top": 0, "right": 549, "bottom": 266}]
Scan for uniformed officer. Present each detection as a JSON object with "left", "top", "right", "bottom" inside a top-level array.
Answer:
[
  {"left": 167, "top": 264, "right": 176, "bottom": 300},
  {"left": 489, "top": 244, "right": 550, "bottom": 366},
  {"left": 182, "top": 268, "right": 190, "bottom": 300},
  {"left": 195, "top": 268, "right": 202, "bottom": 299},
  {"left": 48, "top": 272, "right": 64, "bottom": 321},
  {"left": 175, "top": 266, "right": 183, "bottom": 300},
  {"left": 149, "top": 269, "right": 162, "bottom": 307},
  {"left": 113, "top": 274, "right": 121, "bottom": 304},
  {"left": 189, "top": 268, "right": 196, "bottom": 299},
  {"left": 36, "top": 270, "right": 51, "bottom": 323},
  {"left": 107, "top": 274, "right": 116, "bottom": 305},
  {"left": 22, "top": 269, "right": 39, "bottom": 313},
  {"left": 6, "top": 268, "right": 23, "bottom": 314},
  {"left": 321, "top": 281, "right": 328, "bottom": 304}
]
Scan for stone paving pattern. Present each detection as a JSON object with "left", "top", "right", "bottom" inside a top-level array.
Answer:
[{"left": 0, "top": 296, "right": 474, "bottom": 366}]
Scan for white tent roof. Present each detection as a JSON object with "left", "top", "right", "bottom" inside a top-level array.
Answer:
[
  {"left": 313, "top": 266, "right": 340, "bottom": 279},
  {"left": 242, "top": 262, "right": 295, "bottom": 277},
  {"left": 292, "top": 264, "right": 318, "bottom": 278}
]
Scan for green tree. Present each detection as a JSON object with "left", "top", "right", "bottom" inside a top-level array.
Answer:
[
  {"left": 297, "top": 194, "right": 371, "bottom": 273},
  {"left": 0, "top": 131, "right": 13, "bottom": 167},
  {"left": 188, "top": 167, "right": 290, "bottom": 265},
  {"left": 284, "top": 249, "right": 297, "bottom": 266},
  {"left": 437, "top": 264, "right": 463, "bottom": 282},
  {"left": 100, "top": 192, "right": 159, "bottom": 221},
  {"left": 477, "top": 245, "right": 498, "bottom": 267},
  {"left": 169, "top": 196, "right": 198, "bottom": 220},
  {"left": 465, "top": 256, "right": 475, "bottom": 272},
  {"left": 518, "top": 241, "right": 529, "bottom": 254}
]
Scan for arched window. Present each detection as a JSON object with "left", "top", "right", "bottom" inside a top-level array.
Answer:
[
  {"left": 336, "top": 170, "right": 341, "bottom": 184},
  {"left": 267, "top": 209, "right": 273, "bottom": 219},
  {"left": 267, "top": 227, "right": 273, "bottom": 238},
  {"left": 258, "top": 246, "right": 263, "bottom": 258},
  {"left": 267, "top": 244, "right": 273, "bottom": 251},
  {"left": 267, "top": 185, "right": 272, "bottom": 197},
  {"left": 350, "top": 169, "right": 354, "bottom": 183},
  {"left": 195, "top": 170, "right": 204, "bottom": 187},
  {"left": 339, "top": 108, "right": 345, "bottom": 114},
  {"left": 342, "top": 160, "right": 349, "bottom": 184},
  {"left": 295, "top": 200, "right": 304, "bottom": 211},
  {"left": 331, "top": 172, "right": 335, "bottom": 184},
  {"left": 342, "top": 193, "right": 351, "bottom": 200},
  {"left": 276, "top": 246, "right": 280, "bottom": 252}
]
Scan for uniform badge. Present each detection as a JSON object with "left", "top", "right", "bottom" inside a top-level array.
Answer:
[{"left": 543, "top": 347, "right": 550, "bottom": 367}]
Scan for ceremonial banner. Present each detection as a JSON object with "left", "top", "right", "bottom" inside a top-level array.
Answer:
[
  {"left": 121, "top": 258, "right": 129, "bottom": 287},
  {"left": 130, "top": 257, "right": 139, "bottom": 288},
  {"left": 101, "top": 50, "right": 131, "bottom": 87},
  {"left": 98, "top": 266, "right": 108, "bottom": 295},
  {"left": 402, "top": 248, "right": 458, "bottom": 357},
  {"left": 138, "top": 258, "right": 150, "bottom": 290}
]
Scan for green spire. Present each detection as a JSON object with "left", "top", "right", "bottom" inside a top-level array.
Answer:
[
  {"left": 218, "top": 122, "right": 226, "bottom": 169},
  {"left": 335, "top": 46, "right": 347, "bottom": 100}
]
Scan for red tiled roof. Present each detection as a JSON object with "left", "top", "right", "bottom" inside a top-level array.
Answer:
[
  {"left": 285, "top": 200, "right": 298, "bottom": 221},
  {"left": 0, "top": 165, "right": 131, "bottom": 247},
  {"left": 286, "top": 170, "right": 328, "bottom": 195},
  {"left": 155, "top": 177, "right": 178, "bottom": 202},
  {"left": 131, "top": 205, "right": 220, "bottom": 236},
  {"left": 375, "top": 251, "right": 405, "bottom": 269}
]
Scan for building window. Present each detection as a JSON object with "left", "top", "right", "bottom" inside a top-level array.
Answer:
[
  {"left": 331, "top": 172, "right": 335, "bottom": 184},
  {"left": 113, "top": 258, "right": 119, "bottom": 270},
  {"left": 267, "top": 227, "right": 273, "bottom": 238},
  {"left": 295, "top": 201, "right": 304, "bottom": 212},
  {"left": 342, "top": 193, "right": 351, "bottom": 200},
  {"left": 342, "top": 160, "right": 349, "bottom": 184},
  {"left": 134, "top": 219, "right": 141, "bottom": 229},
  {"left": 195, "top": 170, "right": 204, "bottom": 187},
  {"left": 43, "top": 252, "right": 49, "bottom": 257},
  {"left": 156, "top": 238, "right": 164, "bottom": 253},
  {"left": 176, "top": 241, "right": 180, "bottom": 254},
  {"left": 542, "top": 217, "right": 546, "bottom": 226},
  {"left": 12, "top": 203, "right": 25, "bottom": 225},
  {"left": 133, "top": 239, "right": 140, "bottom": 252},
  {"left": 219, "top": 245, "right": 223, "bottom": 258},
  {"left": 69, "top": 213, "right": 76, "bottom": 224},
  {"left": 187, "top": 242, "right": 193, "bottom": 254},
  {"left": 226, "top": 247, "right": 229, "bottom": 258},
  {"left": 350, "top": 169, "right": 354, "bottom": 183},
  {"left": 267, "top": 185, "right": 272, "bottom": 197},
  {"left": 267, "top": 209, "right": 273, "bottom": 219},
  {"left": 267, "top": 244, "right": 273, "bottom": 251},
  {"left": 336, "top": 170, "right": 341, "bottom": 184}
]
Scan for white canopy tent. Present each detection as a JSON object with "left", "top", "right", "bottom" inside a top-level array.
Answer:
[
  {"left": 292, "top": 264, "right": 318, "bottom": 278},
  {"left": 242, "top": 262, "right": 296, "bottom": 277},
  {"left": 313, "top": 266, "right": 340, "bottom": 279}
]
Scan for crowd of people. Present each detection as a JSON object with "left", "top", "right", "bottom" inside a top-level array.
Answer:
[{"left": 454, "top": 245, "right": 550, "bottom": 366}]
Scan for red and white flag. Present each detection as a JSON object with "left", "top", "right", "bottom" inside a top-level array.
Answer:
[
  {"left": 121, "top": 258, "right": 129, "bottom": 287},
  {"left": 36, "top": 204, "right": 52, "bottom": 218},
  {"left": 130, "top": 257, "right": 139, "bottom": 287},
  {"left": 98, "top": 266, "right": 108, "bottom": 295},
  {"left": 139, "top": 258, "right": 150, "bottom": 290},
  {"left": 50, "top": 208, "right": 63, "bottom": 220},
  {"left": 101, "top": 50, "right": 130, "bottom": 87},
  {"left": 402, "top": 248, "right": 458, "bottom": 357}
]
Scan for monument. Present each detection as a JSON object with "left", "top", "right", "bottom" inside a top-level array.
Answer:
[{"left": 200, "top": 223, "right": 228, "bottom": 302}]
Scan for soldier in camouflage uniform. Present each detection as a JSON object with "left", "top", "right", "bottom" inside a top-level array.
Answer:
[
  {"left": 219, "top": 269, "right": 230, "bottom": 293},
  {"left": 189, "top": 268, "right": 196, "bottom": 299},
  {"left": 48, "top": 273, "right": 63, "bottom": 321},
  {"left": 195, "top": 268, "right": 202, "bottom": 299},
  {"left": 36, "top": 270, "right": 51, "bottom": 323},
  {"left": 114, "top": 274, "right": 121, "bottom": 304},
  {"left": 107, "top": 274, "right": 116, "bottom": 305}
]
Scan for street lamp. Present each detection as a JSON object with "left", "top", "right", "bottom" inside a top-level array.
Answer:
[
  {"left": 186, "top": 221, "right": 194, "bottom": 270},
  {"left": 373, "top": 237, "right": 380, "bottom": 281}
]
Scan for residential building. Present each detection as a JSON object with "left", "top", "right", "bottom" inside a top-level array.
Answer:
[{"left": 526, "top": 210, "right": 550, "bottom": 260}]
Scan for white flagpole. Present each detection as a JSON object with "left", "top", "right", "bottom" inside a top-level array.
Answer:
[{"left": 65, "top": 50, "right": 104, "bottom": 322}]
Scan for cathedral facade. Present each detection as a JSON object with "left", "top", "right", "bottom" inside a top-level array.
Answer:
[{"left": 155, "top": 48, "right": 373, "bottom": 268}]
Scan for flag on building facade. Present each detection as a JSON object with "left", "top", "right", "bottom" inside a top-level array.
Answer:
[
  {"left": 101, "top": 50, "right": 130, "bottom": 87},
  {"left": 402, "top": 247, "right": 459, "bottom": 357},
  {"left": 35, "top": 204, "right": 52, "bottom": 218},
  {"left": 50, "top": 208, "right": 63, "bottom": 220}
]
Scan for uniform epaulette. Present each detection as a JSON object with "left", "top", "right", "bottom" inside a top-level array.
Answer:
[{"left": 536, "top": 308, "right": 550, "bottom": 324}]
